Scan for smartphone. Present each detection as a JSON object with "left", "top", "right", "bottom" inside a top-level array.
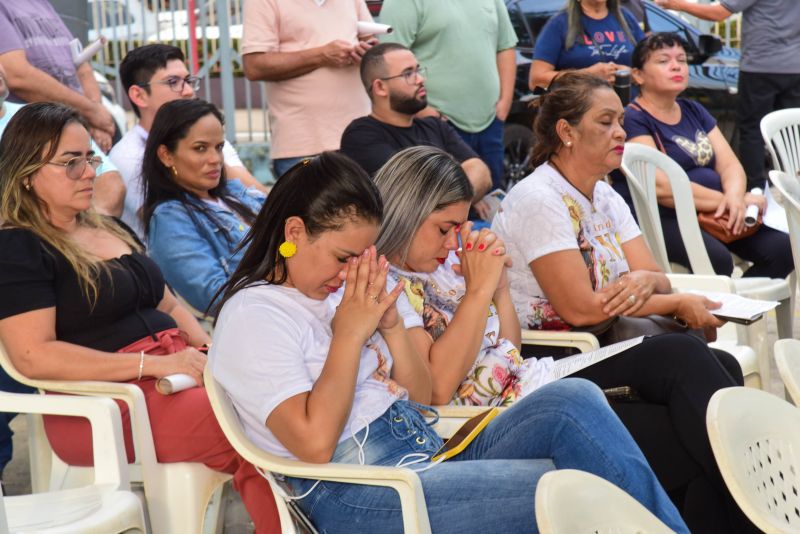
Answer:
[
  {"left": 431, "top": 408, "right": 499, "bottom": 462},
  {"left": 603, "top": 386, "right": 642, "bottom": 403}
]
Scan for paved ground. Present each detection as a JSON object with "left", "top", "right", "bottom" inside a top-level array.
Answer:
[{"left": 4, "top": 302, "right": 798, "bottom": 532}]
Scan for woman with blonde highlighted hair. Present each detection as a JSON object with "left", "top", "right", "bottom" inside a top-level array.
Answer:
[{"left": 0, "top": 102, "right": 279, "bottom": 532}]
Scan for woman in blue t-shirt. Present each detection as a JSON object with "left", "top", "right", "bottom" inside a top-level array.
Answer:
[
  {"left": 530, "top": 0, "right": 645, "bottom": 90},
  {"left": 625, "top": 33, "right": 792, "bottom": 279}
]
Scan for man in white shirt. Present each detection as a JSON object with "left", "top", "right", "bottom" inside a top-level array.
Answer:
[{"left": 111, "top": 44, "right": 265, "bottom": 238}]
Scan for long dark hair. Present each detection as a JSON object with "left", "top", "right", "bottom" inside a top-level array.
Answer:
[
  {"left": 141, "top": 99, "right": 257, "bottom": 240},
  {"left": 211, "top": 151, "right": 383, "bottom": 317}
]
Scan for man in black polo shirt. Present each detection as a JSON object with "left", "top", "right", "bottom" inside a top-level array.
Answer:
[{"left": 341, "top": 43, "right": 491, "bottom": 208}]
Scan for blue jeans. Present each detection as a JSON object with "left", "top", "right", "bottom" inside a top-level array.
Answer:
[
  {"left": 452, "top": 117, "right": 505, "bottom": 190},
  {"left": 0, "top": 367, "right": 35, "bottom": 470},
  {"left": 272, "top": 156, "right": 314, "bottom": 178},
  {"left": 286, "top": 378, "right": 687, "bottom": 533}
]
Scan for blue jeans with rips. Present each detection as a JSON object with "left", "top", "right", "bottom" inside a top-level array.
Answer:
[{"left": 285, "top": 378, "right": 687, "bottom": 533}]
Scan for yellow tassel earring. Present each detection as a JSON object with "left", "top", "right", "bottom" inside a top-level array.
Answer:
[{"left": 278, "top": 241, "right": 297, "bottom": 258}]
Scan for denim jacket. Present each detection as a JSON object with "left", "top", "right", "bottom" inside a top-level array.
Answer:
[{"left": 147, "top": 179, "right": 266, "bottom": 313}]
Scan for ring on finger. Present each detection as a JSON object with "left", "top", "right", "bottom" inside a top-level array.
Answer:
[
  {"left": 367, "top": 294, "right": 379, "bottom": 302},
  {"left": 627, "top": 294, "right": 636, "bottom": 305}
]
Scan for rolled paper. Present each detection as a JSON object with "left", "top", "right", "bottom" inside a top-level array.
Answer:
[
  {"left": 357, "top": 21, "right": 393, "bottom": 35},
  {"left": 744, "top": 188, "right": 763, "bottom": 227},
  {"left": 155, "top": 373, "right": 198, "bottom": 395},
  {"left": 70, "top": 37, "right": 106, "bottom": 66}
]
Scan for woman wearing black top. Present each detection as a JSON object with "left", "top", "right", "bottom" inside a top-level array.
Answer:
[{"left": 0, "top": 103, "right": 279, "bottom": 532}]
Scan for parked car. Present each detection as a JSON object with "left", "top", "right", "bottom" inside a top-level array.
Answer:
[{"left": 366, "top": 0, "right": 740, "bottom": 189}]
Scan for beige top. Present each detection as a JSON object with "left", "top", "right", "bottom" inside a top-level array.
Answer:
[{"left": 242, "top": 0, "right": 372, "bottom": 158}]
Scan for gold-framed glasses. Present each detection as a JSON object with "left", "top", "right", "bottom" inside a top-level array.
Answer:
[{"left": 45, "top": 155, "right": 103, "bottom": 180}]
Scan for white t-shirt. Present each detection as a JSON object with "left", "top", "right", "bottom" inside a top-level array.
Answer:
[
  {"left": 492, "top": 162, "right": 641, "bottom": 330},
  {"left": 109, "top": 124, "right": 244, "bottom": 238},
  {"left": 209, "top": 284, "right": 406, "bottom": 459}
]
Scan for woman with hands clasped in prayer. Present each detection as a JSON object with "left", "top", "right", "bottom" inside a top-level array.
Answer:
[
  {"left": 0, "top": 102, "right": 280, "bottom": 532},
  {"left": 623, "top": 33, "right": 792, "bottom": 278},
  {"left": 208, "top": 152, "right": 687, "bottom": 534}
]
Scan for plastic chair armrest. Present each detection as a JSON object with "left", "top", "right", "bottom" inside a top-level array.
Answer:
[{"left": 521, "top": 329, "right": 600, "bottom": 353}]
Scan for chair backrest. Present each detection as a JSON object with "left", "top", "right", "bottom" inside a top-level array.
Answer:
[
  {"left": 761, "top": 108, "right": 800, "bottom": 178},
  {"left": 774, "top": 339, "right": 800, "bottom": 405},
  {"left": 534, "top": 469, "right": 674, "bottom": 534},
  {"left": 707, "top": 386, "right": 800, "bottom": 533},
  {"left": 621, "top": 143, "right": 716, "bottom": 274},
  {"left": 619, "top": 143, "right": 672, "bottom": 272},
  {"left": 768, "top": 170, "right": 800, "bottom": 284}
]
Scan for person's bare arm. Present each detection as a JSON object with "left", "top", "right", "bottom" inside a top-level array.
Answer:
[
  {"left": 531, "top": 246, "right": 721, "bottom": 327},
  {"left": 462, "top": 158, "right": 492, "bottom": 201},
  {"left": 242, "top": 40, "right": 356, "bottom": 82},
  {"left": 654, "top": 0, "right": 732, "bottom": 22},
  {"left": 76, "top": 62, "right": 102, "bottom": 105},
  {"left": 156, "top": 286, "right": 212, "bottom": 347},
  {"left": 0, "top": 308, "right": 207, "bottom": 385},
  {"left": 494, "top": 283, "right": 521, "bottom": 348},
  {"left": 226, "top": 164, "right": 269, "bottom": 194},
  {"left": 0, "top": 50, "right": 115, "bottom": 136},
  {"left": 495, "top": 48, "right": 516, "bottom": 122},
  {"left": 529, "top": 59, "right": 621, "bottom": 90},
  {"left": 92, "top": 171, "right": 126, "bottom": 217}
]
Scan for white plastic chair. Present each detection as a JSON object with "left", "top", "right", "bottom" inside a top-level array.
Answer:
[
  {"left": 769, "top": 169, "right": 800, "bottom": 299},
  {"left": 761, "top": 107, "right": 800, "bottom": 180},
  {"left": 707, "top": 386, "right": 800, "bottom": 534},
  {"left": 0, "top": 341, "right": 231, "bottom": 534},
  {"left": 535, "top": 469, "right": 675, "bottom": 534},
  {"left": 204, "top": 365, "right": 435, "bottom": 534},
  {"left": 621, "top": 142, "right": 793, "bottom": 386},
  {"left": 0, "top": 391, "right": 146, "bottom": 533},
  {"left": 774, "top": 338, "right": 800, "bottom": 405}
]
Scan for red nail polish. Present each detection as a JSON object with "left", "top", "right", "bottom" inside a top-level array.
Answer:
[
  {"left": 455, "top": 224, "right": 461, "bottom": 232},
  {"left": 493, "top": 248, "right": 502, "bottom": 255},
  {"left": 478, "top": 244, "right": 486, "bottom": 251},
  {"left": 465, "top": 242, "right": 473, "bottom": 251}
]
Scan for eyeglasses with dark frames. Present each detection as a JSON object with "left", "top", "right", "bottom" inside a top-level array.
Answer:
[
  {"left": 45, "top": 155, "right": 103, "bottom": 180},
  {"left": 138, "top": 75, "right": 202, "bottom": 93}
]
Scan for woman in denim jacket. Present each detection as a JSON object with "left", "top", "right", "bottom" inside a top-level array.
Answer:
[{"left": 142, "top": 99, "right": 265, "bottom": 313}]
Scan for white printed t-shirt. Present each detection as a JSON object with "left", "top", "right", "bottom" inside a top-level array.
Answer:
[
  {"left": 492, "top": 162, "right": 641, "bottom": 330},
  {"left": 109, "top": 124, "right": 244, "bottom": 239},
  {"left": 209, "top": 284, "right": 406, "bottom": 459},
  {"left": 391, "top": 251, "right": 553, "bottom": 406}
]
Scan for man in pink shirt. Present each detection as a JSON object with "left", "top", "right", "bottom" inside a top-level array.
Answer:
[{"left": 241, "top": 0, "right": 376, "bottom": 176}]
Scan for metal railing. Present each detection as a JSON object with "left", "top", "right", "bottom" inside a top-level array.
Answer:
[{"left": 88, "top": 0, "right": 272, "bottom": 181}]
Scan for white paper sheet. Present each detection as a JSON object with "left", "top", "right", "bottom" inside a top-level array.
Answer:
[
  {"left": 155, "top": 373, "right": 198, "bottom": 395},
  {"left": 549, "top": 336, "right": 646, "bottom": 381},
  {"left": 763, "top": 182, "right": 790, "bottom": 234},
  {"left": 688, "top": 290, "right": 779, "bottom": 322}
]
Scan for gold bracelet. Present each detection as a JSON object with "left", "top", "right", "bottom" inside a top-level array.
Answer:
[{"left": 137, "top": 351, "right": 145, "bottom": 381}]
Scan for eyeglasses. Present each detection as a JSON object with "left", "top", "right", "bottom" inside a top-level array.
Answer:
[
  {"left": 379, "top": 66, "right": 427, "bottom": 85},
  {"left": 45, "top": 156, "right": 103, "bottom": 180},
  {"left": 139, "top": 75, "right": 201, "bottom": 93}
]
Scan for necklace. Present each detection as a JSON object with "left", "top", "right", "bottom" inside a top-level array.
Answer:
[{"left": 549, "top": 158, "right": 596, "bottom": 212}]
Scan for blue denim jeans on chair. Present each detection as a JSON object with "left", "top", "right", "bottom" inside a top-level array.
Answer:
[
  {"left": 0, "top": 366, "right": 35, "bottom": 471},
  {"left": 286, "top": 378, "right": 688, "bottom": 533},
  {"left": 452, "top": 117, "right": 505, "bottom": 190}
]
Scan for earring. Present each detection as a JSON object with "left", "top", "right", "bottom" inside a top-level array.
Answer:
[
  {"left": 23, "top": 182, "right": 31, "bottom": 191},
  {"left": 278, "top": 241, "right": 297, "bottom": 258},
  {"left": 565, "top": 141, "right": 573, "bottom": 147},
  {"left": 170, "top": 166, "right": 178, "bottom": 178}
]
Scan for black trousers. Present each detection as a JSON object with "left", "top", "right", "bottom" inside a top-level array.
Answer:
[
  {"left": 564, "top": 333, "right": 757, "bottom": 533},
  {"left": 737, "top": 71, "right": 800, "bottom": 190},
  {"left": 661, "top": 212, "right": 794, "bottom": 279}
]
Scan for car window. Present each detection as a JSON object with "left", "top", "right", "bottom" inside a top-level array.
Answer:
[{"left": 646, "top": 5, "right": 693, "bottom": 41}]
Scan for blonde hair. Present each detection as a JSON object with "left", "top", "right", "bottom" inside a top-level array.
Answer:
[{"left": 0, "top": 102, "right": 141, "bottom": 304}]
